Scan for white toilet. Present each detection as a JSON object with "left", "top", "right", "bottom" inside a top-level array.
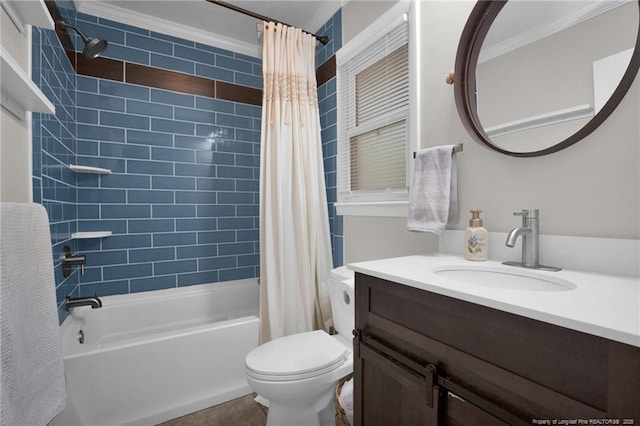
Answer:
[{"left": 244, "top": 266, "right": 355, "bottom": 426}]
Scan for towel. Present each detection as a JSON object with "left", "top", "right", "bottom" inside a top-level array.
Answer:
[
  {"left": 407, "top": 145, "right": 459, "bottom": 235},
  {"left": 338, "top": 377, "right": 354, "bottom": 426},
  {"left": 1, "top": 203, "right": 66, "bottom": 425}
]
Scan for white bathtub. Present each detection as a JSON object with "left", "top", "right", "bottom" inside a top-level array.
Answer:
[{"left": 51, "top": 279, "right": 260, "bottom": 426}]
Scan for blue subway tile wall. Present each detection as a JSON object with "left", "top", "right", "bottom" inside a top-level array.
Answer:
[
  {"left": 32, "top": 2, "right": 262, "bottom": 318},
  {"left": 75, "top": 71, "right": 262, "bottom": 296},
  {"left": 315, "top": 9, "right": 343, "bottom": 68},
  {"left": 32, "top": 0, "right": 80, "bottom": 321},
  {"left": 33, "top": 2, "right": 344, "bottom": 319},
  {"left": 73, "top": 12, "right": 262, "bottom": 89},
  {"left": 316, "top": 9, "right": 344, "bottom": 267}
]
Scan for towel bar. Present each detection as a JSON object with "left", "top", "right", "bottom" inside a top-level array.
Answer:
[{"left": 413, "top": 143, "right": 463, "bottom": 158}]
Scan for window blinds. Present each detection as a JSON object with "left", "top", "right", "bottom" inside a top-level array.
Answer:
[{"left": 338, "top": 15, "right": 409, "bottom": 199}]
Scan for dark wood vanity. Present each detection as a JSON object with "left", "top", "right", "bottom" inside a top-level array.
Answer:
[{"left": 353, "top": 272, "right": 640, "bottom": 425}]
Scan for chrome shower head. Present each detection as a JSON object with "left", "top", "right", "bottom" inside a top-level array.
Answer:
[
  {"left": 59, "top": 20, "right": 108, "bottom": 60},
  {"left": 82, "top": 36, "right": 108, "bottom": 60}
]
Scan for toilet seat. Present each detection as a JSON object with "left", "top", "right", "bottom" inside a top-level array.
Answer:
[{"left": 245, "top": 330, "right": 349, "bottom": 382}]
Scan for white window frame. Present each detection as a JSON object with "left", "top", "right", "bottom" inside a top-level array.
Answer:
[{"left": 335, "top": 1, "right": 419, "bottom": 217}]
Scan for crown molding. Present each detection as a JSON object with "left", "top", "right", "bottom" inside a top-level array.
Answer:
[
  {"left": 73, "top": 0, "right": 259, "bottom": 58},
  {"left": 479, "top": 0, "right": 627, "bottom": 63}
]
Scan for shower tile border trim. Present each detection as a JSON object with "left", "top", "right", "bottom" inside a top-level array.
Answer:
[
  {"left": 45, "top": 1, "right": 337, "bottom": 107},
  {"left": 71, "top": 51, "right": 260, "bottom": 105},
  {"left": 316, "top": 55, "right": 336, "bottom": 87}
]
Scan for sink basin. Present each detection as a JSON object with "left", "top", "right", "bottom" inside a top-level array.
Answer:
[{"left": 432, "top": 265, "right": 576, "bottom": 292}]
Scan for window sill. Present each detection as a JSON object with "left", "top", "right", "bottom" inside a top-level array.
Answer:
[{"left": 335, "top": 201, "right": 409, "bottom": 217}]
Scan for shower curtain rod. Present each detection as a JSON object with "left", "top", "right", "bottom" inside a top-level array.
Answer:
[{"left": 205, "top": 0, "right": 329, "bottom": 45}]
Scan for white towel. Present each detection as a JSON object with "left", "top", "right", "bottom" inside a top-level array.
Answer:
[
  {"left": 338, "top": 377, "right": 354, "bottom": 426},
  {"left": 407, "top": 145, "right": 459, "bottom": 235},
  {"left": 1, "top": 203, "right": 66, "bottom": 425}
]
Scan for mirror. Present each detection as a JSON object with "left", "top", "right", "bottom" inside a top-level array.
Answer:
[{"left": 455, "top": 0, "right": 640, "bottom": 157}]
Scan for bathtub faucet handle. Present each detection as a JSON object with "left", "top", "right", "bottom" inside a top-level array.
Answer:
[{"left": 61, "top": 245, "right": 86, "bottom": 277}]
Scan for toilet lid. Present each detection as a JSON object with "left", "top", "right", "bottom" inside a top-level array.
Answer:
[{"left": 245, "top": 330, "right": 348, "bottom": 381}]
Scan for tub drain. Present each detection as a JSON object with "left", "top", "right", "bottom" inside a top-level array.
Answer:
[{"left": 77, "top": 329, "right": 85, "bottom": 344}]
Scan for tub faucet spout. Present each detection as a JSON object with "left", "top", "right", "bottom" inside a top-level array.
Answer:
[
  {"left": 65, "top": 296, "right": 102, "bottom": 310},
  {"left": 502, "top": 209, "right": 561, "bottom": 272}
]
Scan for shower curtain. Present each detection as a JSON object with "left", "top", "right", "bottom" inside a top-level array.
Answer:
[{"left": 259, "top": 22, "right": 333, "bottom": 343}]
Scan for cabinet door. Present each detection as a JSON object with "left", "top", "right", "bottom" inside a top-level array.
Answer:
[{"left": 354, "top": 342, "right": 441, "bottom": 426}]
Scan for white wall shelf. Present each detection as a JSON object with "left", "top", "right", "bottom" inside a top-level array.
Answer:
[
  {"left": 71, "top": 231, "right": 112, "bottom": 239},
  {"left": 1, "top": 46, "right": 55, "bottom": 120},
  {"left": 69, "top": 164, "right": 112, "bottom": 174},
  {"left": 0, "top": 0, "right": 55, "bottom": 34}
]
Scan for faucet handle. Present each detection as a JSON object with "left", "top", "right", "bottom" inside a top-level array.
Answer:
[{"left": 513, "top": 209, "right": 539, "bottom": 218}]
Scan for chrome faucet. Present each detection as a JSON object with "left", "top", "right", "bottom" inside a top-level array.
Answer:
[
  {"left": 503, "top": 209, "right": 561, "bottom": 271},
  {"left": 65, "top": 296, "right": 102, "bottom": 310}
]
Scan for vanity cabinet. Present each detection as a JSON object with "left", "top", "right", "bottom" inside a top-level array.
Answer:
[{"left": 353, "top": 272, "right": 640, "bottom": 425}]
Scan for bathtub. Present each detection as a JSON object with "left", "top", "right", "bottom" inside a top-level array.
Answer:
[{"left": 51, "top": 279, "right": 260, "bottom": 426}]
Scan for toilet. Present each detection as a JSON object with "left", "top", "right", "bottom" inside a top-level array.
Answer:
[{"left": 244, "top": 266, "right": 355, "bottom": 426}]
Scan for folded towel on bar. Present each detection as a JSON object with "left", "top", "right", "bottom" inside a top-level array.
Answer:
[
  {"left": 407, "top": 145, "right": 459, "bottom": 235},
  {"left": 1, "top": 203, "right": 67, "bottom": 426}
]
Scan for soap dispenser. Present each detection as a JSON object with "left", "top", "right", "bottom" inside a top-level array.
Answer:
[{"left": 464, "top": 209, "right": 488, "bottom": 261}]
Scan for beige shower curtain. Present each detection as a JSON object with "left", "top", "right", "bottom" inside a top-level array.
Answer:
[{"left": 259, "top": 22, "right": 333, "bottom": 343}]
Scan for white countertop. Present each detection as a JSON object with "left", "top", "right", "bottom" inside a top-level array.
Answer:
[{"left": 348, "top": 254, "right": 640, "bottom": 348}]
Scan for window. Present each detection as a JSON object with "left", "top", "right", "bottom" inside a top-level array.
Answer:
[{"left": 336, "top": 3, "right": 417, "bottom": 216}]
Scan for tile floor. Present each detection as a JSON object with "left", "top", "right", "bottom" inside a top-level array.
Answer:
[{"left": 159, "top": 394, "right": 267, "bottom": 426}]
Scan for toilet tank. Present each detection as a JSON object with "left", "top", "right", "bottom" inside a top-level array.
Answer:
[{"left": 328, "top": 266, "right": 355, "bottom": 338}]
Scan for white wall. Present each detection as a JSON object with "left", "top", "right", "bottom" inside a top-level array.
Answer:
[
  {"left": 341, "top": 1, "right": 397, "bottom": 45},
  {"left": 344, "top": 216, "right": 438, "bottom": 262},
  {"left": 341, "top": 0, "right": 640, "bottom": 264},
  {"left": 1, "top": 7, "right": 32, "bottom": 202}
]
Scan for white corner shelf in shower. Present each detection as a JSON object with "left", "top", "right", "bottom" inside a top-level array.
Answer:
[
  {"left": 69, "top": 164, "right": 112, "bottom": 174},
  {"left": 71, "top": 231, "right": 112, "bottom": 239}
]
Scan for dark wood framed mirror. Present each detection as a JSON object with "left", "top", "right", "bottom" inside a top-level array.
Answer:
[{"left": 454, "top": 0, "right": 640, "bottom": 157}]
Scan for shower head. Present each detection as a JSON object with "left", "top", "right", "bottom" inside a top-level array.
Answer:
[
  {"left": 82, "top": 36, "right": 108, "bottom": 60},
  {"left": 59, "top": 20, "right": 108, "bottom": 60}
]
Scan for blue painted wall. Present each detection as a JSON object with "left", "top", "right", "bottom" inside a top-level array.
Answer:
[{"left": 32, "top": 2, "right": 343, "bottom": 321}]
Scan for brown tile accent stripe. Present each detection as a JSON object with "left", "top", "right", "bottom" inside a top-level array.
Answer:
[
  {"left": 316, "top": 55, "right": 336, "bottom": 87},
  {"left": 43, "top": 1, "right": 336, "bottom": 107},
  {"left": 77, "top": 55, "right": 124, "bottom": 82},
  {"left": 216, "top": 81, "right": 262, "bottom": 106},
  {"left": 126, "top": 63, "right": 216, "bottom": 99}
]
